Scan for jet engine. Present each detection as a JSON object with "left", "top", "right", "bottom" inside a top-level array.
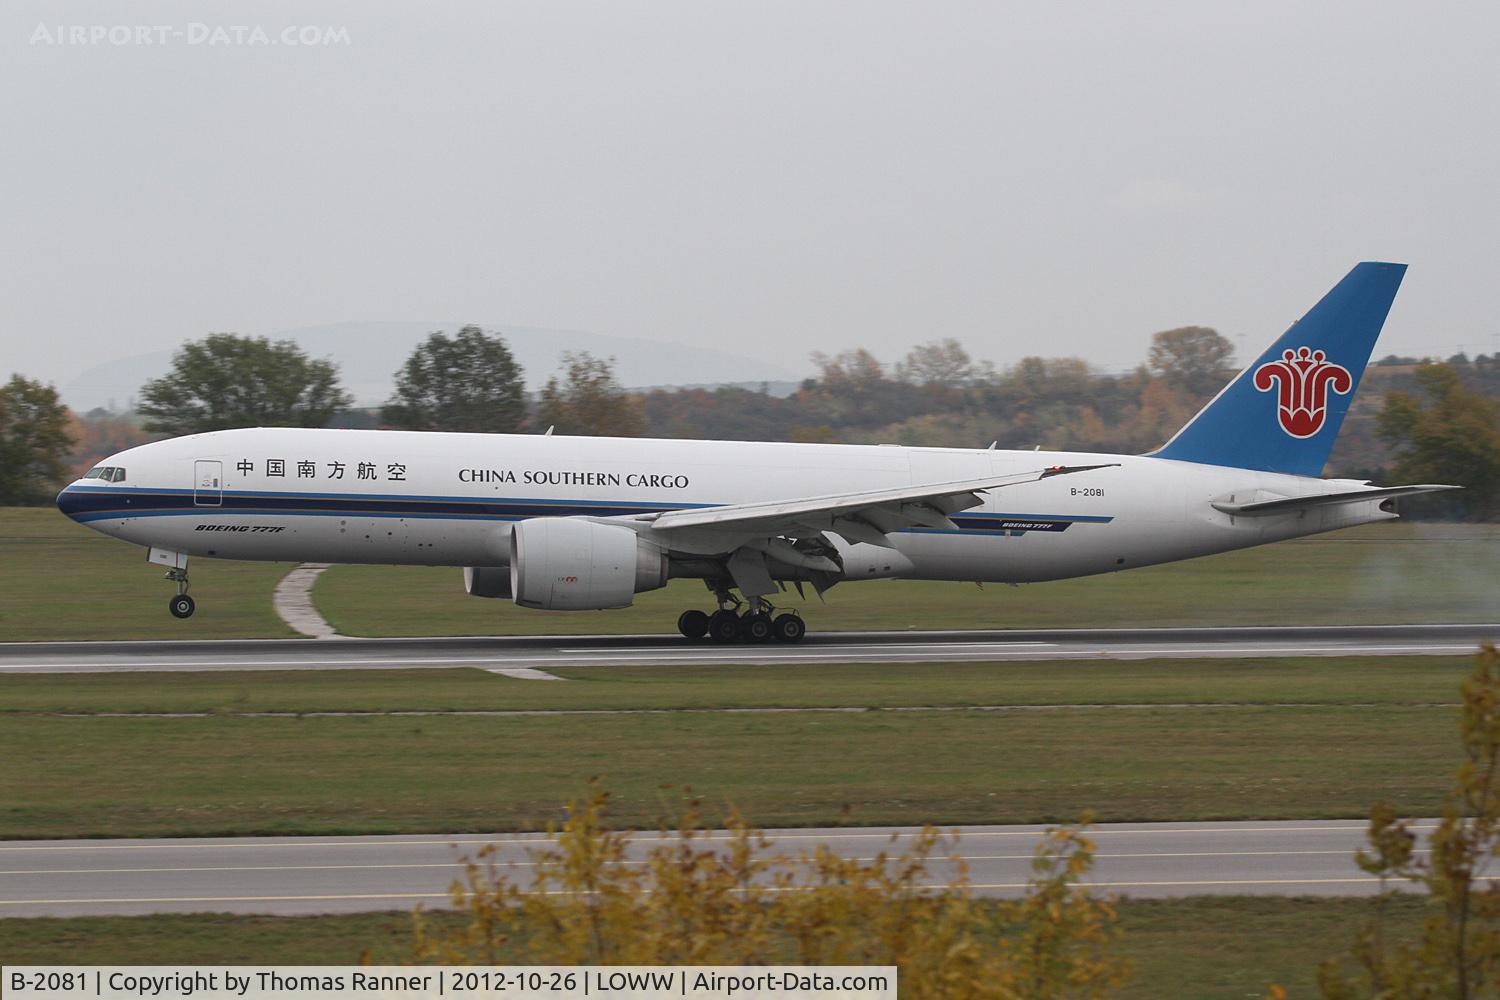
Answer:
[{"left": 509, "top": 517, "right": 668, "bottom": 610}]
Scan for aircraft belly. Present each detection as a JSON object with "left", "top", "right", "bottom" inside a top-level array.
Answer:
[
  {"left": 893, "top": 529, "right": 1119, "bottom": 584},
  {"left": 112, "top": 513, "right": 507, "bottom": 567}
]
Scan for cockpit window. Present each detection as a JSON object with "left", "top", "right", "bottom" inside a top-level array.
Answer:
[
  {"left": 82, "top": 466, "right": 126, "bottom": 482},
  {"left": 84, "top": 467, "right": 105, "bottom": 479},
  {"left": 110, "top": 468, "right": 126, "bottom": 483}
]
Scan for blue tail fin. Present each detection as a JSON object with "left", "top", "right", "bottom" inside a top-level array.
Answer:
[{"left": 1151, "top": 261, "right": 1406, "bottom": 477}]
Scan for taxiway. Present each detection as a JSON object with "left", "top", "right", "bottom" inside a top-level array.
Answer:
[{"left": 0, "top": 819, "right": 1428, "bottom": 917}]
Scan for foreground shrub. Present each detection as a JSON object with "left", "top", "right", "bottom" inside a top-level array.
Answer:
[
  {"left": 1320, "top": 644, "right": 1500, "bottom": 999},
  {"left": 411, "top": 789, "right": 1130, "bottom": 999}
]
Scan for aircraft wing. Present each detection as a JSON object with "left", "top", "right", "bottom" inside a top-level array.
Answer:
[
  {"left": 1211, "top": 484, "right": 1459, "bottom": 516},
  {"left": 640, "top": 464, "right": 1117, "bottom": 546}
]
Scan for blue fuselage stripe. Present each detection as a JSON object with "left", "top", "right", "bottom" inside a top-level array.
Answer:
[{"left": 57, "top": 487, "right": 1115, "bottom": 531}]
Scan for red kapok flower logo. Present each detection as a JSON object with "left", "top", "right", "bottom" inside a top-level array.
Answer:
[{"left": 1252, "top": 346, "right": 1353, "bottom": 438}]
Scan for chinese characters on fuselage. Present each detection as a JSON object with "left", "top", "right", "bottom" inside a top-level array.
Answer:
[{"left": 234, "top": 459, "right": 407, "bottom": 481}]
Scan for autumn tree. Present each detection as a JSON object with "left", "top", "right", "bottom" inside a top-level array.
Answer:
[
  {"left": 1377, "top": 362, "right": 1500, "bottom": 520},
  {"left": 1147, "top": 326, "right": 1236, "bottom": 397},
  {"left": 811, "top": 348, "right": 886, "bottom": 394},
  {"left": 138, "top": 334, "right": 354, "bottom": 435},
  {"left": 1134, "top": 377, "right": 1198, "bottom": 452},
  {"left": 804, "top": 349, "right": 929, "bottom": 427},
  {"left": 535, "top": 352, "right": 646, "bottom": 437},
  {"left": 0, "top": 375, "right": 74, "bottom": 505},
  {"left": 642, "top": 385, "right": 795, "bottom": 442},
  {"left": 64, "top": 409, "right": 155, "bottom": 478},
  {"left": 1319, "top": 644, "right": 1500, "bottom": 999},
  {"left": 996, "top": 357, "right": 1096, "bottom": 408},
  {"left": 896, "top": 338, "right": 981, "bottom": 388},
  {"left": 383, "top": 326, "right": 526, "bottom": 433}
]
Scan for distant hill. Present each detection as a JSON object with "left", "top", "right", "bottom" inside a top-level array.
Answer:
[{"left": 59, "top": 321, "right": 800, "bottom": 412}]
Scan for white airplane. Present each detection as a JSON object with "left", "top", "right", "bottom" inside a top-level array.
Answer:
[{"left": 58, "top": 262, "right": 1454, "bottom": 643}]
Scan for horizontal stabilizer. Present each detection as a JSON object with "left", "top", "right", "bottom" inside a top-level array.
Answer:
[{"left": 1211, "top": 484, "right": 1460, "bottom": 517}]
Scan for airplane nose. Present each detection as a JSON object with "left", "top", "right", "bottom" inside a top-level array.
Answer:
[{"left": 56, "top": 485, "right": 84, "bottom": 520}]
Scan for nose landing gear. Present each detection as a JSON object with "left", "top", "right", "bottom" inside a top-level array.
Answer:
[
  {"left": 149, "top": 548, "right": 197, "bottom": 620},
  {"left": 165, "top": 565, "right": 195, "bottom": 619}
]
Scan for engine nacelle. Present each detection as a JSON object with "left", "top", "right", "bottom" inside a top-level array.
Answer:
[
  {"left": 463, "top": 566, "right": 513, "bottom": 599},
  {"left": 510, "top": 518, "right": 668, "bottom": 610}
]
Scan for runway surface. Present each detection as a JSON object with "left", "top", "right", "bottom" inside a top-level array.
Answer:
[
  {"left": 0, "top": 820, "right": 1429, "bottom": 917},
  {"left": 0, "top": 624, "right": 1492, "bottom": 673}
]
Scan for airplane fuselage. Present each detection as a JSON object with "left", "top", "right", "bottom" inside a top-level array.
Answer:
[{"left": 57, "top": 426, "right": 1393, "bottom": 586}]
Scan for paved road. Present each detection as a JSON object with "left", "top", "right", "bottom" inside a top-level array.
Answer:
[
  {"left": 0, "top": 820, "right": 1429, "bottom": 917},
  {"left": 0, "top": 625, "right": 1492, "bottom": 674}
]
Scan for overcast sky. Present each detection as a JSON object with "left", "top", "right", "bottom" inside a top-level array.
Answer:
[{"left": 3, "top": 0, "right": 1497, "bottom": 389}]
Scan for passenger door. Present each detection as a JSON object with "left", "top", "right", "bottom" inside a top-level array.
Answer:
[{"left": 194, "top": 460, "right": 223, "bottom": 506}]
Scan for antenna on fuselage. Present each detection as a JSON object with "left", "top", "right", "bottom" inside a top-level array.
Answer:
[{"left": 543, "top": 425, "right": 554, "bottom": 436}]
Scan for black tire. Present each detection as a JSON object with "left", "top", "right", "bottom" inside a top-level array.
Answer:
[
  {"left": 742, "top": 612, "right": 773, "bottom": 643},
  {"left": 169, "top": 594, "right": 196, "bottom": 619},
  {"left": 708, "top": 609, "right": 742, "bottom": 643},
  {"left": 772, "top": 613, "right": 806, "bottom": 643},
  {"left": 677, "top": 609, "right": 710, "bottom": 639}
]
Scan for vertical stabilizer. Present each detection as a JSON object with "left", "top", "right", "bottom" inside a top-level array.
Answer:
[{"left": 1151, "top": 262, "right": 1406, "bottom": 476}]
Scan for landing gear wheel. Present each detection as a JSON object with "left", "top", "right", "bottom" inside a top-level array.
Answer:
[
  {"left": 741, "top": 612, "right": 773, "bottom": 643},
  {"left": 708, "top": 609, "right": 742, "bottom": 643},
  {"left": 169, "top": 594, "right": 196, "bottom": 619},
  {"left": 772, "top": 613, "right": 806, "bottom": 643},
  {"left": 677, "top": 609, "right": 710, "bottom": 640}
]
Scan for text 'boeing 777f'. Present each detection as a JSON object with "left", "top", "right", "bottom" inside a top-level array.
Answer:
[{"left": 57, "top": 263, "right": 1455, "bottom": 642}]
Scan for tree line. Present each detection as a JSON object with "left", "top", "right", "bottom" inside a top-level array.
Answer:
[{"left": 4, "top": 324, "right": 1499, "bottom": 518}]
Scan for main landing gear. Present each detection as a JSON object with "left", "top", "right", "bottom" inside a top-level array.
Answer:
[{"left": 676, "top": 596, "right": 806, "bottom": 644}]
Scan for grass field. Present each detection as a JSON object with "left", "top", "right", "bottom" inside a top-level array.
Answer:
[
  {"left": 0, "top": 508, "right": 294, "bottom": 641},
  {"left": 0, "top": 657, "right": 1470, "bottom": 838},
  {"left": 0, "top": 896, "right": 1426, "bottom": 999},
  {"left": 0, "top": 706, "right": 1456, "bottom": 837},
  {"left": 5, "top": 507, "right": 1497, "bottom": 641},
  {"left": 315, "top": 522, "right": 1500, "bottom": 637}
]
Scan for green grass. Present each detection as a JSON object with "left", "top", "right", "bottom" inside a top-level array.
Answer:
[
  {"left": 1115, "top": 895, "right": 1426, "bottom": 999},
  {"left": 0, "top": 657, "right": 1474, "bottom": 714},
  {"left": 315, "top": 522, "right": 1500, "bottom": 637},
  {"left": 0, "top": 658, "right": 1474, "bottom": 838},
  {"left": 5, "top": 507, "right": 1497, "bottom": 641},
  {"left": 0, "top": 703, "right": 1459, "bottom": 838},
  {"left": 0, "top": 508, "right": 294, "bottom": 641},
  {"left": 0, "top": 896, "right": 1427, "bottom": 999},
  {"left": 0, "top": 909, "right": 429, "bottom": 965}
]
